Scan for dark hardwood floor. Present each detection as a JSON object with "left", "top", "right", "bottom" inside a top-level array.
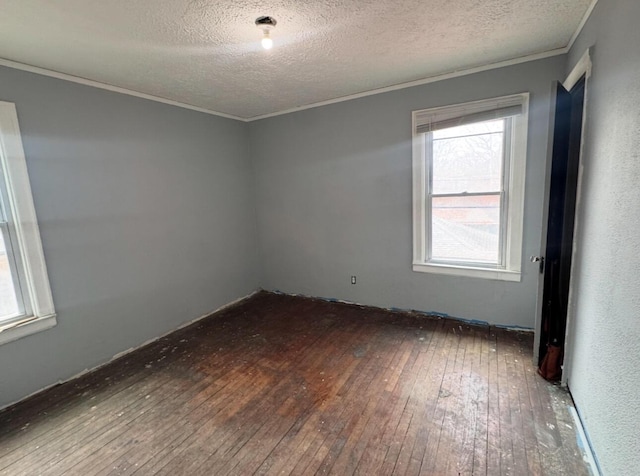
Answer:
[{"left": 0, "top": 292, "right": 589, "bottom": 475}]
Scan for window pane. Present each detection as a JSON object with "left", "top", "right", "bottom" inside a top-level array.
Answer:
[
  {"left": 0, "top": 231, "right": 20, "bottom": 319},
  {"left": 431, "top": 195, "right": 501, "bottom": 263},
  {"left": 432, "top": 120, "right": 504, "bottom": 194}
]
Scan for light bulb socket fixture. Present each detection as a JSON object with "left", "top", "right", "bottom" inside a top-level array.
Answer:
[
  {"left": 255, "top": 16, "right": 277, "bottom": 30},
  {"left": 256, "top": 16, "right": 277, "bottom": 49}
]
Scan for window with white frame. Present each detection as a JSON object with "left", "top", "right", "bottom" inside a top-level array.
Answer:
[
  {"left": 0, "top": 101, "right": 56, "bottom": 344},
  {"left": 412, "top": 94, "right": 529, "bottom": 281}
]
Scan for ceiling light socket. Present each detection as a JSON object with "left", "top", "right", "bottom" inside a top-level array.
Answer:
[{"left": 255, "top": 16, "right": 277, "bottom": 31}]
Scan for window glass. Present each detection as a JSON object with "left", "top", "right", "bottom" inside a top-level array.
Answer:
[
  {"left": 0, "top": 231, "right": 20, "bottom": 319},
  {"left": 432, "top": 120, "right": 504, "bottom": 194},
  {"left": 431, "top": 194, "right": 501, "bottom": 263}
]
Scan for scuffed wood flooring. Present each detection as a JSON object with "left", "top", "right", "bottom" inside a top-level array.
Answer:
[{"left": 0, "top": 292, "right": 589, "bottom": 475}]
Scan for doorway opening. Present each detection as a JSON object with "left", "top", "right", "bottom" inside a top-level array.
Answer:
[{"left": 536, "top": 74, "right": 587, "bottom": 381}]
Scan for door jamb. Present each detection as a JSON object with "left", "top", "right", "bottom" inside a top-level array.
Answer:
[{"left": 559, "top": 48, "right": 592, "bottom": 387}]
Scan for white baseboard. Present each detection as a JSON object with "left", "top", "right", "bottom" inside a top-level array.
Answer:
[{"left": 0, "top": 289, "right": 260, "bottom": 412}]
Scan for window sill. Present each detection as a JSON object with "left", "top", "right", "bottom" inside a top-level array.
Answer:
[
  {"left": 0, "top": 314, "right": 57, "bottom": 346},
  {"left": 413, "top": 262, "right": 521, "bottom": 282}
]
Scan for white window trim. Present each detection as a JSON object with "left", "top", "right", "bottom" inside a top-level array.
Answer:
[
  {"left": 0, "top": 101, "right": 56, "bottom": 345},
  {"left": 412, "top": 93, "right": 529, "bottom": 282}
]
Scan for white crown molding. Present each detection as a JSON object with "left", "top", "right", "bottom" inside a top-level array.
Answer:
[
  {"left": 0, "top": 57, "right": 244, "bottom": 122},
  {"left": 249, "top": 0, "right": 598, "bottom": 124},
  {"left": 1, "top": 0, "right": 597, "bottom": 125},
  {"left": 247, "top": 48, "right": 567, "bottom": 121},
  {"left": 567, "top": 0, "right": 599, "bottom": 51},
  {"left": 1, "top": 49, "right": 568, "bottom": 123}
]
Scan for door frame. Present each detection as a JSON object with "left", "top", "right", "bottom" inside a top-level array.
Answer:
[{"left": 533, "top": 49, "right": 592, "bottom": 387}]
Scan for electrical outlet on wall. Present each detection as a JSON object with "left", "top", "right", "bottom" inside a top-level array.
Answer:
[{"left": 351, "top": 276, "right": 357, "bottom": 285}]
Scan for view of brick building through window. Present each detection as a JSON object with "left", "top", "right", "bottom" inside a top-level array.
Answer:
[{"left": 430, "top": 119, "right": 505, "bottom": 264}]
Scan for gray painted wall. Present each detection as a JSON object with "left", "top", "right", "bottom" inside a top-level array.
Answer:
[
  {"left": 564, "top": 0, "right": 640, "bottom": 473},
  {"left": 0, "top": 66, "right": 259, "bottom": 408},
  {"left": 250, "top": 56, "right": 565, "bottom": 328}
]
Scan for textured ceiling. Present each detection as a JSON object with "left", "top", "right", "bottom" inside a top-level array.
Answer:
[{"left": 0, "top": 0, "right": 592, "bottom": 119}]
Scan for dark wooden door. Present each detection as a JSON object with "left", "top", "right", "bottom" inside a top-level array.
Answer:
[{"left": 537, "top": 77, "right": 586, "bottom": 371}]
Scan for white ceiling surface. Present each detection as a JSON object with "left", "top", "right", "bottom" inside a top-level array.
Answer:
[{"left": 0, "top": 0, "right": 592, "bottom": 119}]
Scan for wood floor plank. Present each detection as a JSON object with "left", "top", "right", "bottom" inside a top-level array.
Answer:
[
  {"left": 352, "top": 333, "right": 420, "bottom": 475},
  {"left": 154, "top": 312, "right": 362, "bottom": 475},
  {"left": 458, "top": 325, "right": 485, "bottom": 474},
  {"left": 256, "top": 315, "right": 379, "bottom": 476},
  {"left": 511, "top": 332, "right": 543, "bottom": 476},
  {"left": 471, "top": 325, "right": 490, "bottom": 476},
  {"left": 425, "top": 322, "right": 470, "bottom": 475},
  {"left": 502, "top": 329, "right": 530, "bottom": 476},
  {"left": 390, "top": 319, "right": 451, "bottom": 475},
  {"left": 356, "top": 330, "right": 428, "bottom": 475},
  {"left": 413, "top": 322, "right": 462, "bottom": 474},
  {"left": 19, "top": 329, "right": 279, "bottom": 476},
  {"left": 287, "top": 322, "right": 395, "bottom": 475},
  {"left": 346, "top": 327, "right": 423, "bottom": 475},
  {"left": 36, "top": 370, "right": 217, "bottom": 476},
  {"left": 496, "top": 328, "right": 516, "bottom": 476},
  {"left": 306, "top": 320, "right": 407, "bottom": 475},
  {"left": 486, "top": 328, "right": 502, "bottom": 475},
  {"left": 443, "top": 324, "right": 482, "bottom": 475},
  {"left": 0, "top": 343, "right": 179, "bottom": 461},
  {"left": 0, "top": 292, "right": 591, "bottom": 476},
  {"left": 1, "top": 371, "right": 179, "bottom": 475}
]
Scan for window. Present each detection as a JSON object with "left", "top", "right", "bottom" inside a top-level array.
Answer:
[
  {"left": 412, "top": 94, "right": 529, "bottom": 281},
  {"left": 0, "top": 101, "right": 56, "bottom": 344}
]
